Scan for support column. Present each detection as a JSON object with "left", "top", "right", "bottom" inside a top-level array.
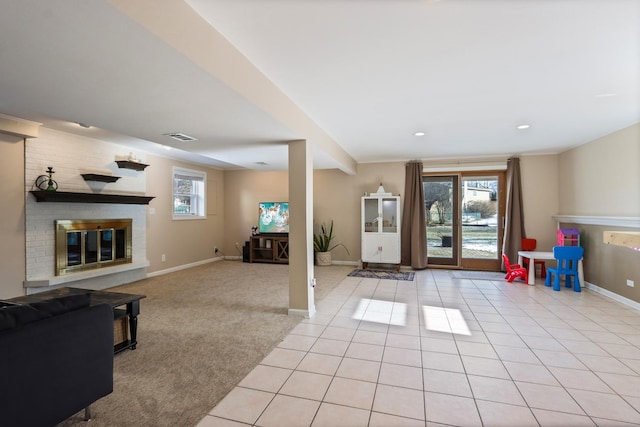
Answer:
[{"left": 288, "top": 140, "right": 315, "bottom": 317}]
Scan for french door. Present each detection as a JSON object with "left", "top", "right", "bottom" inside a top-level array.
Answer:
[{"left": 424, "top": 171, "right": 506, "bottom": 271}]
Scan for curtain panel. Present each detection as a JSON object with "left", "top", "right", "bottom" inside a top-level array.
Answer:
[
  {"left": 401, "top": 161, "right": 428, "bottom": 269},
  {"left": 502, "top": 157, "right": 525, "bottom": 269}
]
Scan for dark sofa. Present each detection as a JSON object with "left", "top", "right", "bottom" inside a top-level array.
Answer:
[{"left": 0, "top": 294, "right": 114, "bottom": 426}]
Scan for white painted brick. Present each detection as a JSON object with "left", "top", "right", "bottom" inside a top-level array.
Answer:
[{"left": 26, "top": 128, "right": 148, "bottom": 285}]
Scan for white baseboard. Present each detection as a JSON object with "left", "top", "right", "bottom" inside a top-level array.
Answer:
[
  {"left": 288, "top": 306, "right": 316, "bottom": 318},
  {"left": 586, "top": 281, "right": 640, "bottom": 312},
  {"left": 330, "top": 260, "right": 359, "bottom": 267},
  {"left": 146, "top": 257, "right": 222, "bottom": 278}
]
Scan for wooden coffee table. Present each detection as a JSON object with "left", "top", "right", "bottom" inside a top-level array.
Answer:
[{"left": 4, "top": 287, "right": 146, "bottom": 354}]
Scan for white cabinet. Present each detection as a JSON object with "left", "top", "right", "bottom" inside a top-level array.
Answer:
[{"left": 361, "top": 194, "right": 401, "bottom": 268}]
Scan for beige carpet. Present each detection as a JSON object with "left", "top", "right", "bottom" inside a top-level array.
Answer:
[{"left": 59, "top": 261, "right": 353, "bottom": 427}]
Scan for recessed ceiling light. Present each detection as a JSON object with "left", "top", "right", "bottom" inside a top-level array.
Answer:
[
  {"left": 77, "top": 122, "right": 91, "bottom": 129},
  {"left": 516, "top": 124, "right": 530, "bottom": 130},
  {"left": 414, "top": 132, "right": 425, "bottom": 137},
  {"left": 255, "top": 161, "right": 268, "bottom": 165}
]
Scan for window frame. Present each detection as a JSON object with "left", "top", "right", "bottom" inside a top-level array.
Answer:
[{"left": 172, "top": 166, "right": 206, "bottom": 220}]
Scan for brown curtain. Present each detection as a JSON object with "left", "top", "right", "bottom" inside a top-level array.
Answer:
[
  {"left": 502, "top": 157, "right": 525, "bottom": 270},
  {"left": 401, "top": 161, "right": 428, "bottom": 269}
]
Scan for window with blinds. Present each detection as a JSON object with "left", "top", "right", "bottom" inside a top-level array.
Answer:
[{"left": 173, "top": 167, "right": 206, "bottom": 219}]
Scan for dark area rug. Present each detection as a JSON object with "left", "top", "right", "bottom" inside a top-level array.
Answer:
[{"left": 348, "top": 269, "right": 415, "bottom": 281}]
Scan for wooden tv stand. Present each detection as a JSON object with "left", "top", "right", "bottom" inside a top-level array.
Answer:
[{"left": 249, "top": 235, "right": 289, "bottom": 264}]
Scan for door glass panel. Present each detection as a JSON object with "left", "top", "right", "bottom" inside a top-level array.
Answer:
[
  {"left": 67, "top": 231, "right": 82, "bottom": 266},
  {"left": 115, "top": 229, "right": 126, "bottom": 259},
  {"left": 381, "top": 198, "right": 398, "bottom": 233},
  {"left": 84, "top": 231, "right": 98, "bottom": 264},
  {"left": 424, "top": 176, "right": 457, "bottom": 264},
  {"left": 100, "top": 229, "right": 113, "bottom": 261},
  {"left": 363, "top": 198, "right": 378, "bottom": 232},
  {"left": 461, "top": 176, "right": 499, "bottom": 260}
]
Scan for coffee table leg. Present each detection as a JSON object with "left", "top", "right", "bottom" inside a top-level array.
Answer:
[{"left": 127, "top": 300, "right": 140, "bottom": 350}]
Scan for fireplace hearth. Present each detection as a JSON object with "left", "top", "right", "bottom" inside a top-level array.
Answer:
[{"left": 55, "top": 219, "right": 132, "bottom": 276}]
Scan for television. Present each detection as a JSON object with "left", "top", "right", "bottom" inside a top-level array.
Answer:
[{"left": 258, "top": 202, "right": 289, "bottom": 234}]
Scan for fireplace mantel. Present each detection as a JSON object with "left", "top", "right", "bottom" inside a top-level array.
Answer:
[{"left": 30, "top": 191, "right": 154, "bottom": 205}]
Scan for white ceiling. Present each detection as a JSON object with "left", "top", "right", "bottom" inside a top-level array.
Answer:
[{"left": 1, "top": 0, "right": 638, "bottom": 171}]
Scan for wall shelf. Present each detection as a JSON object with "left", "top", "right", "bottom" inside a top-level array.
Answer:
[
  {"left": 604, "top": 231, "right": 640, "bottom": 250},
  {"left": 81, "top": 173, "right": 120, "bottom": 183},
  {"left": 30, "top": 191, "right": 154, "bottom": 205},
  {"left": 116, "top": 160, "right": 149, "bottom": 171}
]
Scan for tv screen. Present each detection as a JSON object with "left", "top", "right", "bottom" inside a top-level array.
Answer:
[{"left": 258, "top": 202, "right": 289, "bottom": 234}]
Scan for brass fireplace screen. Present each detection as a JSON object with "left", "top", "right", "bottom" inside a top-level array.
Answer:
[{"left": 55, "top": 219, "right": 132, "bottom": 276}]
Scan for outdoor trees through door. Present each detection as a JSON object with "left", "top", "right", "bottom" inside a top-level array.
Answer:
[{"left": 424, "top": 171, "right": 505, "bottom": 271}]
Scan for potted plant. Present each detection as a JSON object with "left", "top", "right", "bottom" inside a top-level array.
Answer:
[{"left": 313, "top": 220, "right": 349, "bottom": 266}]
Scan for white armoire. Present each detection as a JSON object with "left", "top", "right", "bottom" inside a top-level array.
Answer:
[{"left": 361, "top": 188, "right": 401, "bottom": 269}]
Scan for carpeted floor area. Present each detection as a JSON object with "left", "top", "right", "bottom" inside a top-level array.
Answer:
[
  {"left": 58, "top": 261, "right": 353, "bottom": 427},
  {"left": 348, "top": 268, "right": 415, "bottom": 281}
]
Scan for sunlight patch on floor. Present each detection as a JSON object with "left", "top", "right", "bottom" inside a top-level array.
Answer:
[
  {"left": 352, "top": 298, "right": 407, "bottom": 326},
  {"left": 422, "top": 305, "right": 471, "bottom": 336}
]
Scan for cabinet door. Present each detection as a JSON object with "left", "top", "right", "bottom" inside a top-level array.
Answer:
[
  {"left": 361, "top": 234, "right": 381, "bottom": 262},
  {"left": 275, "top": 238, "right": 289, "bottom": 262},
  {"left": 379, "top": 233, "right": 400, "bottom": 263}
]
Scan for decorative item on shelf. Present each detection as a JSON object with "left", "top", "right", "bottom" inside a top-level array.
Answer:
[
  {"left": 372, "top": 182, "right": 391, "bottom": 196},
  {"left": 313, "top": 220, "right": 349, "bottom": 266},
  {"left": 128, "top": 152, "right": 139, "bottom": 162},
  {"left": 251, "top": 226, "right": 258, "bottom": 236},
  {"left": 34, "top": 166, "right": 58, "bottom": 191}
]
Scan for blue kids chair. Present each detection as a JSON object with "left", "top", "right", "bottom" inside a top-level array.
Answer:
[{"left": 545, "top": 246, "right": 584, "bottom": 292}]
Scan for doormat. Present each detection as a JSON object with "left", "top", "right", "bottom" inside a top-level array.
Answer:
[
  {"left": 348, "top": 269, "right": 415, "bottom": 281},
  {"left": 450, "top": 271, "right": 505, "bottom": 281}
]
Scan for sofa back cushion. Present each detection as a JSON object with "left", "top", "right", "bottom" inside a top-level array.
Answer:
[
  {"left": 0, "top": 294, "right": 92, "bottom": 331},
  {"left": 29, "top": 293, "right": 91, "bottom": 317},
  {"left": 0, "top": 305, "right": 49, "bottom": 331}
]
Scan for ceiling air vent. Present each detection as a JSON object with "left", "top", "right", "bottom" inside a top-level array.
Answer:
[{"left": 164, "top": 132, "right": 198, "bottom": 142}]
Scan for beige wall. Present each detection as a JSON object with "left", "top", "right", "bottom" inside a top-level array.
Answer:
[
  {"left": 558, "top": 123, "right": 640, "bottom": 216},
  {"left": 2, "top": 122, "right": 636, "bottom": 303},
  {"left": 557, "top": 123, "right": 640, "bottom": 303},
  {"left": 145, "top": 154, "right": 225, "bottom": 273},
  {"left": 223, "top": 169, "right": 289, "bottom": 256},
  {"left": 223, "top": 162, "right": 405, "bottom": 264},
  {"left": 0, "top": 136, "right": 26, "bottom": 298},
  {"left": 320, "top": 162, "right": 405, "bottom": 262},
  {"left": 223, "top": 159, "right": 566, "bottom": 265},
  {"left": 520, "top": 155, "right": 560, "bottom": 251}
]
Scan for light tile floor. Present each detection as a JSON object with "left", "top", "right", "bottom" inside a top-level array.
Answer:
[{"left": 197, "top": 269, "right": 640, "bottom": 426}]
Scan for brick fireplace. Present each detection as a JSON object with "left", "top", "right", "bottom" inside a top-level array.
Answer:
[{"left": 24, "top": 128, "right": 150, "bottom": 293}]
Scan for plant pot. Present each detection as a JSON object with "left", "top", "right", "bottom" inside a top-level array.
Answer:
[{"left": 315, "top": 251, "right": 332, "bottom": 266}]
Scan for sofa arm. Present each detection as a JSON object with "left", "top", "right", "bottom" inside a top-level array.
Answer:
[{"left": 0, "top": 303, "right": 114, "bottom": 426}]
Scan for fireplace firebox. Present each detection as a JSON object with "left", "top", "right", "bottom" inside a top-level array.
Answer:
[{"left": 55, "top": 219, "right": 132, "bottom": 276}]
